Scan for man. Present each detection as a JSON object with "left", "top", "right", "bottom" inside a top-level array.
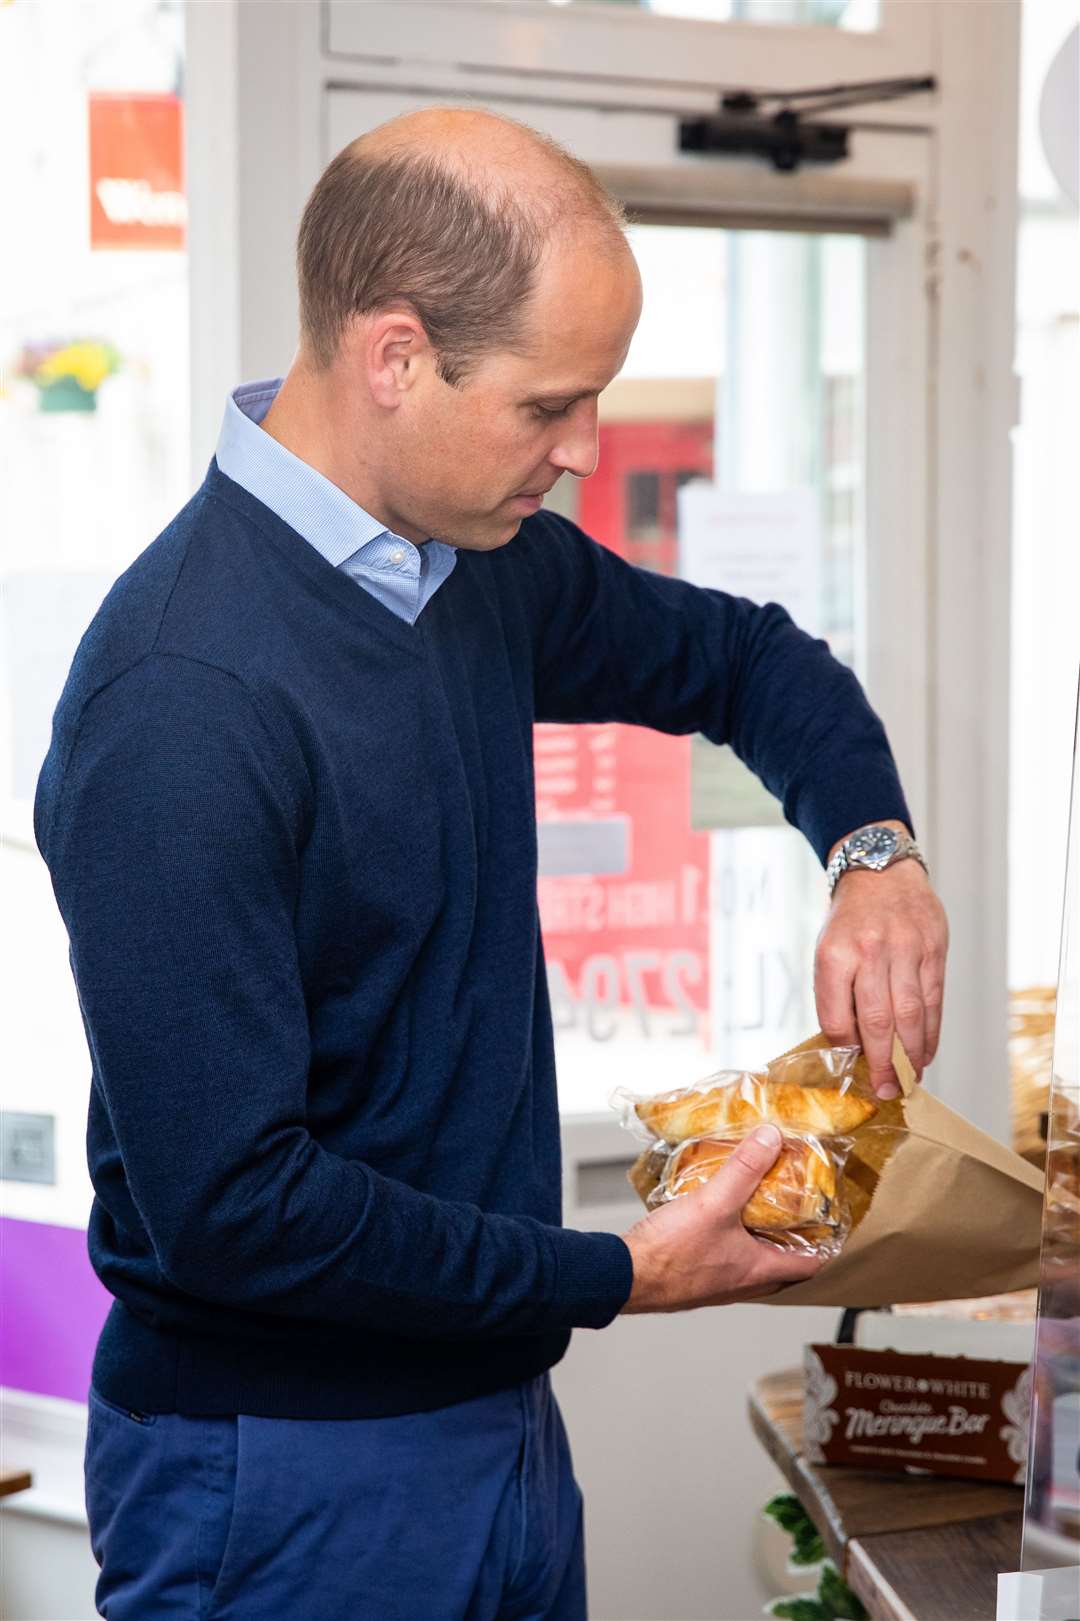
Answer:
[{"left": 36, "top": 108, "right": 947, "bottom": 1620}]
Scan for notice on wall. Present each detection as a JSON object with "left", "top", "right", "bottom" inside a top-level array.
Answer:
[
  {"left": 676, "top": 485, "right": 822, "bottom": 637},
  {"left": 678, "top": 485, "right": 822, "bottom": 832}
]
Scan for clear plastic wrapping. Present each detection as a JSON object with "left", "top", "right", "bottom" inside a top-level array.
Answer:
[{"left": 611, "top": 1046, "right": 878, "bottom": 1260}]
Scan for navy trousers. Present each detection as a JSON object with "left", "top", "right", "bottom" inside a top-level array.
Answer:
[{"left": 84, "top": 1372, "right": 586, "bottom": 1620}]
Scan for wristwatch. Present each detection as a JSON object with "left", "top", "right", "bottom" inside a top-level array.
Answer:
[{"left": 826, "top": 824, "right": 928, "bottom": 897}]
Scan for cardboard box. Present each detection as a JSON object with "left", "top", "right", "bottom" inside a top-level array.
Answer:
[{"left": 804, "top": 1342, "right": 1031, "bottom": 1484}]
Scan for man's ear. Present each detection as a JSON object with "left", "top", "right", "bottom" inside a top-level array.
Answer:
[{"left": 348, "top": 309, "right": 431, "bottom": 410}]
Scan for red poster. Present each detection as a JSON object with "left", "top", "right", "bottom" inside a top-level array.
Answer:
[
  {"left": 89, "top": 93, "right": 186, "bottom": 251},
  {"left": 537, "top": 724, "right": 710, "bottom": 1042}
]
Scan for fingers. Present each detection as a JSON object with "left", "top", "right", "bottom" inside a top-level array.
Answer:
[
  {"left": 703, "top": 1124, "right": 783, "bottom": 1216},
  {"left": 814, "top": 937, "right": 858, "bottom": 1050},
  {"left": 816, "top": 943, "right": 902, "bottom": 1096},
  {"left": 625, "top": 1126, "right": 836, "bottom": 1311},
  {"left": 921, "top": 943, "right": 946, "bottom": 1065},
  {"left": 701, "top": 1128, "right": 831, "bottom": 1298},
  {"left": 889, "top": 958, "right": 927, "bottom": 1080},
  {"left": 816, "top": 914, "right": 898, "bottom": 1094},
  {"left": 851, "top": 933, "right": 899, "bottom": 1097},
  {"left": 817, "top": 876, "right": 951, "bottom": 1094}
]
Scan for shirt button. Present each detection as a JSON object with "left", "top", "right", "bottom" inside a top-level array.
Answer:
[{"left": 390, "top": 548, "right": 404, "bottom": 564}]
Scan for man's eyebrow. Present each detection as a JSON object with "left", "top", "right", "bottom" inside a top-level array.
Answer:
[{"left": 521, "top": 387, "right": 601, "bottom": 406}]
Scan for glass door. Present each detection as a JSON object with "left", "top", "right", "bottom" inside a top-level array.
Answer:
[
  {"left": 540, "top": 220, "right": 872, "bottom": 1109},
  {"left": 1022, "top": 677, "right": 1080, "bottom": 1576},
  {"left": 323, "top": 79, "right": 930, "bottom": 1117}
]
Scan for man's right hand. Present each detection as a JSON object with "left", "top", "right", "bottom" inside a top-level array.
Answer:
[{"left": 619, "top": 1125, "right": 828, "bottom": 1313}]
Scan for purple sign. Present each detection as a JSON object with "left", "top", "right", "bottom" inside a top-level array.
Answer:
[{"left": 0, "top": 1217, "right": 111, "bottom": 1403}]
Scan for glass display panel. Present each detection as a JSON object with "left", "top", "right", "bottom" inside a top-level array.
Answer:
[
  {"left": 1022, "top": 680, "right": 1080, "bottom": 1575},
  {"left": 1007, "top": 0, "right": 1079, "bottom": 1109},
  {"left": 544, "top": 222, "right": 868, "bottom": 1113}
]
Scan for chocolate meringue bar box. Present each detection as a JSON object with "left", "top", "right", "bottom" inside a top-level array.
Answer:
[{"left": 804, "top": 1343, "right": 1031, "bottom": 1484}]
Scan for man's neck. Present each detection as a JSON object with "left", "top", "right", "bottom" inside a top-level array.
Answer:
[{"left": 258, "top": 371, "right": 427, "bottom": 545}]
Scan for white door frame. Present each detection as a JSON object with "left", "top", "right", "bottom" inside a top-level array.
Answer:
[{"left": 185, "top": 0, "right": 1020, "bottom": 1140}]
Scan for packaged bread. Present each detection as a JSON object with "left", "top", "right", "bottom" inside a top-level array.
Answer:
[
  {"left": 635, "top": 1079, "right": 876, "bottom": 1145},
  {"left": 613, "top": 1046, "right": 877, "bottom": 1259},
  {"left": 661, "top": 1134, "right": 837, "bottom": 1228},
  {"left": 616, "top": 1044, "right": 875, "bottom": 1146},
  {"left": 621, "top": 1033, "right": 1045, "bottom": 1301}
]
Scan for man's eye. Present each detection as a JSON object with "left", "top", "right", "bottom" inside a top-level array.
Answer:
[{"left": 533, "top": 403, "right": 571, "bottom": 420}]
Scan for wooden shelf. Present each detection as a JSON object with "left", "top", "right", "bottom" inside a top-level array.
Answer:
[{"left": 750, "top": 1369, "right": 1023, "bottom": 1621}]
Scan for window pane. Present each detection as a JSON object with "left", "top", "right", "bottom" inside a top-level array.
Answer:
[
  {"left": 1008, "top": 1, "right": 1080, "bottom": 1004},
  {"left": 626, "top": 469, "right": 661, "bottom": 540},
  {"left": 536, "top": 0, "right": 880, "bottom": 31},
  {"left": 541, "top": 221, "right": 868, "bottom": 1114},
  {"left": 0, "top": 0, "right": 189, "bottom": 1253},
  {"left": 1, "top": 0, "right": 189, "bottom": 840}
]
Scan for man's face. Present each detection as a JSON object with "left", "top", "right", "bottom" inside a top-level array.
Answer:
[{"left": 382, "top": 241, "right": 643, "bottom": 550}]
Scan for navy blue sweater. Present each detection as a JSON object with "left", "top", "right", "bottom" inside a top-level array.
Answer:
[{"left": 35, "top": 463, "right": 909, "bottom": 1418}]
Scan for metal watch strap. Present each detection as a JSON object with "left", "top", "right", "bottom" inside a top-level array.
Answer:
[{"left": 826, "top": 831, "right": 928, "bottom": 896}]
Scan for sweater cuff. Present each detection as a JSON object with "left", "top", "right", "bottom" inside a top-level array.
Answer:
[
  {"left": 805, "top": 789, "right": 914, "bottom": 868},
  {"left": 550, "top": 1228, "right": 634, "bottom": 1329}
]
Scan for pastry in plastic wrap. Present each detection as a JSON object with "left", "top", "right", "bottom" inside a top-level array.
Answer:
[
  {"left": 634, "top": 1077, "right": 876, "bottom": 1145},
  {"left": 660, "top": 1134, "right": 837, "bottom": 1229},
  {"left": 621, "top": 1034, "right": 1046, "bottom": 1300},
  {"left": 614, "top": 1046, "right": 876, "bottom": 1259}
]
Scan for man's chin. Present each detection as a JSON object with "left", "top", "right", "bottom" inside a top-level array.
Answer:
[
  {"left": 481, "top": 527, "right": 519, "bottom": 552},
  {"left": 443, "top": 518, "right": 521, "bottom": 552}
]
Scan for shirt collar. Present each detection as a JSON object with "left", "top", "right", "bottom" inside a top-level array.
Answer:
[{"left": 215, "top": 379, "right": 437, "bottom": 571}]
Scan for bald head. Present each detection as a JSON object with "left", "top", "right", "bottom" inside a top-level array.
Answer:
[
  {"left": 296, "top": 105, "right": 628, "bottom": 382},
  {"left": 359, "top": 104, "right": 611, "bottom": 206},
  {"left": 361, "top": 105, "right": 547, "bottom": 164}
]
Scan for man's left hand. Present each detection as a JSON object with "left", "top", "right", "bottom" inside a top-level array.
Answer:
[{"left": 814, "top": 828, "right": 949, "bottom": 1098}]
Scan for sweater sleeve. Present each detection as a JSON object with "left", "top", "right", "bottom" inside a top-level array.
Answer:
[
  {"left": 521, "top": 513, "right": 911, "bottom": 863},
  {"left": 36, "top": 654, "right": 631, "bottom": 1339}
]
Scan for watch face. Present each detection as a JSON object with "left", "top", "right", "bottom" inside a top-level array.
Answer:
[{"left": 847, "top": 826, "right": 899, "bottom": 869}]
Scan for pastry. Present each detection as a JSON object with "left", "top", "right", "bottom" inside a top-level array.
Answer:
[
  {"left": 635, "top": 1079, "right": 877, "bottom": 1144},
  {"left": 661, "top": 1134, "right": 837, "bottom": 1229}
]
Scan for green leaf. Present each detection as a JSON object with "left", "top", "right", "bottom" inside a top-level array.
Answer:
[
  {"left": 763, "top": 1492, "right": 827, "bottom": 1568},
  {"left": 767, "top": 1599, "right": 830, "bottom": 1621},
  {"left": 764, "top": 1493, "right": 812, "bottom": 1533},
  {"left": 818, "top": 1563, "right": 869, "bottom": 1620},
  {"left": 791, "top": 1521, "right": 828, "bottom": 1566}
]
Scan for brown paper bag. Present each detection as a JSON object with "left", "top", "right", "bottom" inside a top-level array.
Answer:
[{"left": 628, "top": 1033, "right": 1046, "bottom": 1306}]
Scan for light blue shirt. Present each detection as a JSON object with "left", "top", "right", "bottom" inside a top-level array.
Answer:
[{"left": 215, "top": 379, "right": 457, "bottom": 625}]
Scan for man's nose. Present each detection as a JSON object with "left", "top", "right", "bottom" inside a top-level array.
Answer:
[{"left": 550, "top": 402, "right": 599, "bottom": 480}]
